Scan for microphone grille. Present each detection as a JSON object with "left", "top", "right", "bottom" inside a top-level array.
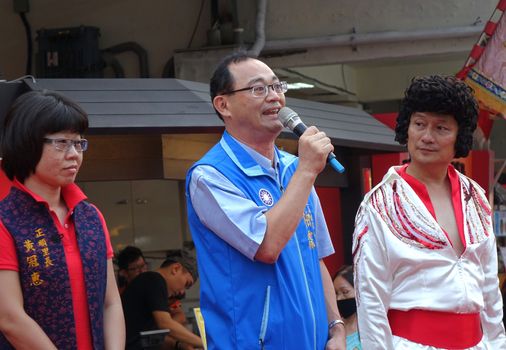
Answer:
[{"left": 277, "top": 107, "right": 298, "bottom": 128}]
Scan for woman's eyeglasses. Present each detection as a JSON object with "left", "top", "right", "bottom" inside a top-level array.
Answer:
[{"left": 43, "top": 138, "right": 88, "bottom": 153}]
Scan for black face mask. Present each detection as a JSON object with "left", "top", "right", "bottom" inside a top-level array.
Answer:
[{"left": 336, "top": 297, "right": 357, "bottom": 319}]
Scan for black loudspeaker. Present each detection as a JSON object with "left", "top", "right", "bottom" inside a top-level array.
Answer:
[{"left": 36, "top": 25, "right": 104, "bottom": 78}]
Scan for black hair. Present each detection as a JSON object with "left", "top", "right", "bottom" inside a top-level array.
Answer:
[
  {"left": 395, "top": 75, "right": 478, "bottom": 158},
  {"left": 333, "top": 265, "right": 354, "bottom": 288},
  {"left": 117, "top": 245, "right": 145, "bottom": 270},
  {"left": 161, "top": 250, "right": 199, "bottom": 281},
  {"left": 1, "top": 90, "right": 88, "bottom": 182},
  {"left": 209, "top": 51, "right": 255, "bottom": 120}
]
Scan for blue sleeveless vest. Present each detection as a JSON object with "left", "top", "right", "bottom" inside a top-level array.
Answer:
[
  {"left": 186, "top": 132, "right": 329, "bottom": 350},
  {"left": 0, "top": 187, "right": 107, "bottom": 349}
]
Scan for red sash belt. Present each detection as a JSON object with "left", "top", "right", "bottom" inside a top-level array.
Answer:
[{"left": 388, "top": 309, "right": 482, "bottom": 349}]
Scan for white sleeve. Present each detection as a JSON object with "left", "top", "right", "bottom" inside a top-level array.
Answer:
[
  {"left": 481, "top": 235, "right": 506, "bottom": 348},
  {"left": 353, "top": 203, "right": 395, "bottom": 350}
]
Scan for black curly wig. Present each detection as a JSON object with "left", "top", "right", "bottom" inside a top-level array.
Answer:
[{"left": 395, "top": 75, "right": 478, "bottom": 158}]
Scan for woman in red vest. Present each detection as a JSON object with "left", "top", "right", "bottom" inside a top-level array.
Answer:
[{"left": 0, "top": 90, "right": 125, "bottom": 349}]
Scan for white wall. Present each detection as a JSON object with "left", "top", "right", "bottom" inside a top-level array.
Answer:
[
  {"left": 355, "top": 57, "right": 467, "bottom": 102},
  {"left": 236, "top": 0, "right": 497, "bottom": 40},
  {"left": 288, "top": 64, "right": 358, "bottom": 95}
]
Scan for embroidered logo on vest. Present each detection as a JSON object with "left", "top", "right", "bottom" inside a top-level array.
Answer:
[
  {"left": 259, "top": 188, "right": 274, "bottom": 206},
  {"left": 303, "top": 206, "right": 316, "bottom": 249}
]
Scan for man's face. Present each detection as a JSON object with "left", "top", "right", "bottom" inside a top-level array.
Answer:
[
  {"left": 167, "top": 263, "right": 194, "bottom": 297},
  {"left": 407, "top": 112, "right": 459, "bottom": 167},
  {"left": 215, "top": 58, "right": 286, "bottom": 143},
  {"left": 123, "top": 256, "right": 147, "bottom": 284}
]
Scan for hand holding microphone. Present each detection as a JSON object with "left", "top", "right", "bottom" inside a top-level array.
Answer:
[{"left": 278, "top": 107, "right": 345, "bottom": 173}]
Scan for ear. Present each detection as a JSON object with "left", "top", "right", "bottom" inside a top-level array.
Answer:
[
  {"left": 213, "top": 95, "right": 232, "bottom": 119},
  {"left": 170, "top": 263, "right": 183, "bottom": 275}
]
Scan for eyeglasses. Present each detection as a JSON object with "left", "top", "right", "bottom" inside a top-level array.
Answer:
[
  {"left": 43, "top": 138, "right": 89, "bottom": 153},
  {"left": 127, "top": 262, "right": 148, "bottom": 273},
  {"left": 222, "top": 81, "right": 288, "bottom": 98}
]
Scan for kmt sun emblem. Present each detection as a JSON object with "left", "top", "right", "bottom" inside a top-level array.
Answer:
[{"left": 259, "top": 189, "right": 273, "bottom": 206}]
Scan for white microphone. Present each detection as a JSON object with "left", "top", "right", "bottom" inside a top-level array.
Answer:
[{"left": 278, "top": 107, "right": 345, "bottom": 173}]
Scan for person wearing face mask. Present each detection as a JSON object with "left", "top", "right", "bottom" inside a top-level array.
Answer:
[{"left": 333, "top": 265, "right": 361, "bottom": 350}]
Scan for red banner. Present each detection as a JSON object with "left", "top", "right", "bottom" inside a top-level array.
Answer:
[{"left": 457, "top": 1, "right": 506, "bottom": 138}]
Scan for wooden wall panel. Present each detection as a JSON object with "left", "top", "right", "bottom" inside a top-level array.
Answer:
[
  {"left": 162, "top": 134, "right": 220, "bottom": 180},
  {"left": 162, "top": 134, "right": 299, "bottom": 180},
  {"left": 77, "top": 134, "right": 164, "bottom": 181}
]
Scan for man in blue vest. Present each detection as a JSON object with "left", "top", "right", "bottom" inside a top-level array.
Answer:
[{"left": 186, "top": 52, "right": 346, "bottom": 350}]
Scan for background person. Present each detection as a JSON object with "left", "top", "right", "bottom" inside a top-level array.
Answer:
[
  {"left": 122, "top": 255, "right": 203, "bottom": 350},
  {"left": 186, "top": 52, "right": 345, "bottom": 349},
  {"left": 117, "top": 245, "right": 148, "bottom": 294},
  {"left": 167, "top": 250, "right": 198, "bottom": 327},
  {"left": 0, "top": 90, "right": 125, "bottom": 349},
  {"left": 333, "top": 265, "right": 361, "bottom": 350},
  {"left": 353, "top": 75, "right": 506, "bottom": 349}
]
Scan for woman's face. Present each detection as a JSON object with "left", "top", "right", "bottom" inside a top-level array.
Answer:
[
  {"left": 31, "top": 131, "right": 84, "bottom": 188},
  {"left": 333, "top": 275, "right": 355, "bottom": 301}
]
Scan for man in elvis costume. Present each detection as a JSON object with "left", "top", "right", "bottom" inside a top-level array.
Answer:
[{"left": 353, "top": 75, "right": 506, "bottom": 349}]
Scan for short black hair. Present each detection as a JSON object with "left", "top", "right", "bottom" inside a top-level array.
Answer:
[
  {"left": 395, "top": 75, "right": 478, "bottom": 159},
  {"left": 117, "top": 245, "right": 145, "bottom": 270},
  {"left": 333, "top": 265, "right": 354, "bottom": 288},
  {"left": 209, "top": 51, "right": 255, "bottom": 120},
  {"left": 1, "top": 90, "right": 88, "bottom": 182},
  {"left": 161, "top": 250, "right": 198, "bottom": 282}
]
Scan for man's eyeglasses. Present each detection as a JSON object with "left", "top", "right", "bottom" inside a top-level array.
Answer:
[
  {"left": 43, "top": 138, "right": 89, "bottom": 153},
  {"left": 222, "top": 81, "right": 288, "bottom": 98}
]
